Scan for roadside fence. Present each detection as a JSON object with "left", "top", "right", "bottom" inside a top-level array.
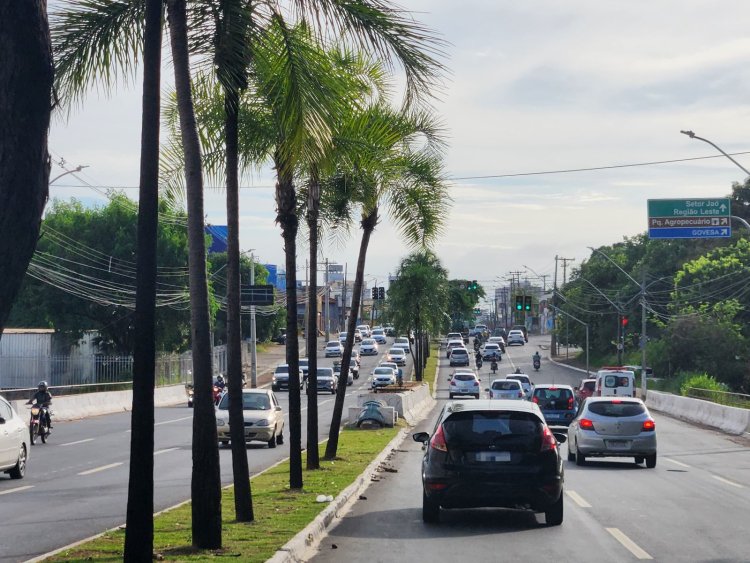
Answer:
[{"left": 686, "top": 387, "right": 750, "bottom": 410}]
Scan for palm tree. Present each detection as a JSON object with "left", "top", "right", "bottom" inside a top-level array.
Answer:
[{"left": 324, "top": 105, "right": 450, "bottom": 460}]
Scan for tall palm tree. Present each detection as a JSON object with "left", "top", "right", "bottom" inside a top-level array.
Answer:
[{"left": 324, "top": 105, "right": 450, "bottom": 460}]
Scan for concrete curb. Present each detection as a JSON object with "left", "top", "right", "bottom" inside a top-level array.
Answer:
[
  {"left": 646, "top": 390, "right": 750, "bottom": 436},
  {"left": 546, "top": 355, "right": 591, "bottom": 375}
]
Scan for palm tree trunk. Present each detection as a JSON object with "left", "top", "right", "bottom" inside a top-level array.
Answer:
[
  {"left": 325, "top": 207, "right": 378, "bottom": 460},
  {"left": 0, "top": 0, "right": 51, "bottom": 335},
  {"left": 224, "top": 88, "right": 253, "bottom": 522},
  {"left": 276, "top": 161, "right": 303, "bottom": 488},
  {"left": 306, "top": 177, "right": 320, "bottom": 469},
  {"left": 124, "top": 0, "right": 162, "bottom": 559},
  {"left": 167, "top": 0, "right": 222, "bottom": 548}
]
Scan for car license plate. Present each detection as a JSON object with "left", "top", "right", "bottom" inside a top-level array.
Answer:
[
  {"left": 546, "top": 413, "right": 560, "bottom": 419},
  {"left": 475, "top": 451, "right": 511, "bottom": 462},
  {"left": 606, "top": 440, "right": 629, "bottom": 449}
]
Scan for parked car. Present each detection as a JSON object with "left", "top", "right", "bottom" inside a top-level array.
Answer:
[
  {"left": 394, "top": 336, "right": 411, "bottom": 353},
  {"left": 359, "top": 338, "right": 379, "bottom": 356},
  {"left": 506, "top": 330, "right": 525, "bottom": 346},
  {"left": 488, "top": 378, "right": 525, "bottom": 400},
  {"left": 307, "top": 367, "right": 338, "bottom": 394},
  {"left": 386, "top": 347, "right": 407, "bottom": 366},
  {"left": 506, "top": 373, "right": 533, "bottom": 398},
  {"left": 445, "top": 339, "right": 465, "bottom": 358},
  {"left": 449, "top": 347, "right": 470, "bottom": 367},
  {"left": 371, "top": 328, "right": 388, "bottom": 344},
  {"left": 413, "top": 400, "right": 566, "bottom": 524},
  {"left": 449, "top": 370, "right": 481, "bottom": 399},
  {"left": 568, "top": 397, "right": 657, "bottom": 467},
  {"left": 575, "top": 378, "right": 597, "bottom": 402},
  {"left": 532, "top": 384, "right": 577, "bottom": 426},
  {"left": 215, "top": 389, "right": 284, "bottom": 448},
  {"left": 325, "top": 340, "right": 344, "bottom": 357},
  {"left": 0, "top": 395, "right": 28, "bottom": 479},
  {"left": 481, "top": 343, "right": 503, "bottom": 361},
  {"left": 271, "top": 364, "right": 304, "bottom": 391},
  {"left": 271, "top": 332, "right": 286, "bottom": 345},
  {"left": 371, "top": 366, "right": 397, "bottom": 390}
]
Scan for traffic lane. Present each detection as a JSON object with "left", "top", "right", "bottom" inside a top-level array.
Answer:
[
  {"left": 505, "top": 338, "right": 583, "bottom": 390},
  {"left": 562, "top": 412, "right": 750, "bottom": 562},
  {"left": 311, "top": 402, "right": 636, "bottom": 563}
]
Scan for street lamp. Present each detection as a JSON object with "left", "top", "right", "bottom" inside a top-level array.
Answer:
[{"left": 50, "top": 164, "right": 89, "bottom": 185}]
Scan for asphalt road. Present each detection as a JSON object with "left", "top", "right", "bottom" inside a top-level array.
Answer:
[
  {"left": 0, "top": 338, "right": 410, "bottom": 563},
  {"left": 311, "top": 335, "right": 750, "bottom": 563}
]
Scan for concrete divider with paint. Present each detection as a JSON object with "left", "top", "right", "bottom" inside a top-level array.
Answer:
[
  {"left": 9, "top": 384, "right": 186, "bottom": 421},
  {"left": 348, "top": 384, "right": 433, "bottom": 426},
  {"left": 646, "top": 390, "right": 750, "bottom": 435}
]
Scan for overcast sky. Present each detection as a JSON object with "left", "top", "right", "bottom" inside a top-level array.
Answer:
[{"left": 48, "top": 0, "right": 750, "bottom": 297}]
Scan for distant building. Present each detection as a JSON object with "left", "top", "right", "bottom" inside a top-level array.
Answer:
[{"left": 205, "top": 225, "right": 228, "bottom": 253}]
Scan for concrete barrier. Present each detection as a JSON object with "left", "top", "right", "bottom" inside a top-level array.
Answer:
[
  {"left": 353, "top": 384, "right": 433, "bottom": 425},
  {"left": 646, "top": 390, "right": 750, "bottom": 435},
  {"left": 9, "top": 384, "right": 186, "bottom": 421}
]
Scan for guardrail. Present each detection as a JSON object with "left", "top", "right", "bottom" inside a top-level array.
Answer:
[{"left": 686, "top": 387, "right": 750, "bottom": 410}]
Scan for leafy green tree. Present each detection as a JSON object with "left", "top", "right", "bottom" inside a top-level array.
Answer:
[{"left": 447, "top": 280, "right": 485, "bottom": 330}]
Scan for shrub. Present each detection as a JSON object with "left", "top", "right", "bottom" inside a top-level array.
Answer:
[{"left": 679, "top": 373, "right": 728, "bottom": 396}]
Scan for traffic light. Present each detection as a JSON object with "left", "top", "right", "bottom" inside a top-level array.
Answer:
[
  {"left": 471, "top": 280, "right": 478, "bottom": 291},
  {"left": 371, "top": 287, "right": 378, "bottom": 300},
  {"left": 524, "top": 296, "right": 532, "bottom": 311},
  {"left": 378, "top": 286, "right": 385, "bottom": 300},
  {"left": 621, "top": 316, "right": 628, "bottom": 328},
  {"left": 515, "top": 295, "right": 523, "bottom": 311}
]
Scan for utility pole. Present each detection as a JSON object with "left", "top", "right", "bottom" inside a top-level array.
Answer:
[
  {"left": 324, "top": 259, "right": 330, "bottom": 341},
  {"left": 641, "top": 270, "right": 648, "bottom": 399},
  {"left": 558, "top": 257, "right": 575, "bottom": 358},
  {"left": 303, "top": 259, "right": 309, "bottom": 355},
  {"left": 249, "top": 253, "right": 257, "bottom": 388},
  {"left": 341, "top": 263, "right": 347, "bottom": 332},
  {"left": 551, "top": 256, "right": 558, "bottom": 356}
]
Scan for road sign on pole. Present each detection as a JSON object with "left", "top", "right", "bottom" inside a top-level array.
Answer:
[{"left": 647, "top": 198, "right": 731, "bottom": 239}]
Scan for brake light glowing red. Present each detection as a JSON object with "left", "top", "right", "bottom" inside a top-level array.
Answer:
[
  {"left": 450, "top": 380, "right": 456, "bottom": 386},
  {"left": 642, "top": 419, "right": 655, "bottom": 431},
  {"left": 567, "top": 396, "right": 574, "bottom": 409},
  {"left": 473, "top": 381, "right": 479, "bottom": 386},
  {"left": 611, "top": 399, "right": 622, "bottom": 404},
  {"left": 541, "top": 426, "right": 557, "bottom": 451},
  {"left": 580, "top": 418, "right": 594, "bottom": 430},
  {"left": 532, "top": 396, "right": 539, "bottom": 403},
  {"left": 518, "top": 391, "right": 524, "bottom": 398},
  {"left": 430, "top": 425, "right": 448, "bottom": 452}
]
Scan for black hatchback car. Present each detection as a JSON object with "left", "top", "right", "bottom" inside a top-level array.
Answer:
[{"left": 413, "top": 400, "right": 566, "bottom": 525}]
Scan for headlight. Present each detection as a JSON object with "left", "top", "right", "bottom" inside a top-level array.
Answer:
[
  {"left": 216, "top": 419, "right": 226, "bottom": 426},
  {"left": 255, "top": 419, "right": 270, "bottom": 427}
]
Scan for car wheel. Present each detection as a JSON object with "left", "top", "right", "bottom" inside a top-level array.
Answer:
[
  {"left": 567, "top": 446, "right": 575, "bottom": 462},
  {"left": 422, "top": 491, "right": 440, "bottom": 523},
  {"left": 645, "top": 453, "right": 657, "bottom": 468},
  {"left": 449, "top": 393, "right": 454, "bottom": 399},
  {"left": 474, "top": 394, "right": 480, "bottom": 400},
  {"left": 545, "top": 493, "right": 563, "bottom": 526},
  {"left": 331, "top": 389, "right": 336, "bottom": 395},
  {"left": 268, "top": 433, "right": 277, "bottom": 448},
  {"left": 575, "top": 443, "right": 586, "bottom": 466},
  {"left": 272, "top": 385, "right": 279, "bottom": 392},
  {"left": 634, "top": 456, "right": 644, "bottom": 465},
  {"left": 276, "top": 431, "right": 284, "bottom": 445},
  {"left": 9, "top": 444, "right": 27, "bottom": 479}
]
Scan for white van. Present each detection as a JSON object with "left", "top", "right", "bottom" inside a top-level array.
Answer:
[{"left": 595, "top": 368, "right": 636, "bottom": 397}]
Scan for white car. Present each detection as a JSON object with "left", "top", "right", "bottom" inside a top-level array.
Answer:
[
  {"left": 371, "top": 328, "right": 387, "bottom": 344},
  {"left": 325, "top": 340, "right": 344, "bottom": 357},
  {"left": 488, "top": 378, "right": 525, "bottom": 400},
  {"left": 507, "top": 330, "right": 525, "bottom": 346},
  {"left": 394, "top": 336, "right": 411, "bottom": 353},
  {"left": 338, "top": 331, "right": 348, "bottom": 345},
  {"left": 357, "top": 324, "right": 371, "bottom": 338},
  {"left": 0, "top": 396, "right": 28, "bottom": 479},
  {"left": 386, "top": 347, "right": 407, "bottom": 366},
  {"left": 360, "top": 338, "right": 379, "bottom": 356},
  {"left": 371, "top": 366, "right": 397, "bottom": 389},
  {"left": 506, "top": 373, "right": 533, "bottom": 398},
  {"left": 215, "top": 389, "right": 284, "bottom": 448},
  {"left": 445, "top": 339, "right": 464, "bottom": 358}
]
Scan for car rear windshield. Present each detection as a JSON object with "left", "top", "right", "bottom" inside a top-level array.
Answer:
[
  {"left": 588, "top": 401, "right": 646, "bottom": 417},
  {"left": 316, "top": 368, "right": 333, "bottom": 378},
  {"left": 582, "top": 381, "right": 595, "bottom": 391},
  {"left": 442, "top": 411, "right": 542, "bottom": 450},
  {"left": 507, "top": 375, "right": 529, "bottom": 384},
  {"left": 453, "top": 373, "right": 476, "bottom": 381},
  {"left": 492, "top": 381, "right": 520, "bottom": 391},
  {"left": 604, "top": 374, "right": 633, "bottom": 388},
  {"left": 219, "top": 394, "right": 270, "bottom": 410},
  {"left": 452, "top": 349, "right": 468, "bottom": 356},
  {"left": 275, "top": 366, "right": 289, "bottom": 374},
  {"left": 485, "top": 344, "right": 499, "bottom": 349},
  {"left": 534, "top": 388, "right": 573, "bottom": 408}
]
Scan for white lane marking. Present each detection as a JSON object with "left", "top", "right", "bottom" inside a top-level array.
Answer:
[
  {"left": 565, "top": 489, "right": 592, "bottom": 508},
  {"left": 59, "top": 438, "right": 95, "bottom": 447},
  {"left": 155, "top": 416, "right": 192, "bottom": 427},
  {"left": 0, "top": 485, "right": 34, "bottom": 496},
  {"left": 712, "top": 475, "right": 744, "bottom": 488},
  {"left": 154, "top": 447, "right": 179, "bottom": 456},
  {"left": 606, "top": 528, "right": 653, "bottom": 560},
  {"left": 664, "top": 457, "right": 691, "bottom": 468},
  {"left": 78, "top": 462, "right": 123, "bottom": 476}
]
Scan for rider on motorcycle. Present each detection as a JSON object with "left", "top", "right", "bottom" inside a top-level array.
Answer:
[
  {"left": 533, "top": 352, "right": 541, "bottom": 364},
  {"left": 27, "top": 381, "right": 53, "bottom": 428}
]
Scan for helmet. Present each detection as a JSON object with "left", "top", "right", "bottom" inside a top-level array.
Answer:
[
  {"left": 38, "top": 381, "right": 48, "bottom": 391},
  {"left": 514, "top": 368, "right": 521, "bottom": 374}
]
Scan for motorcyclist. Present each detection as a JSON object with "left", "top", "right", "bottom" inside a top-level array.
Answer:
[
  {"left": 215, "top": 374, "right": 226, "bottom": 390},
  {"left": 27, "top": 381, "right": 52, "bottom": 428},
  {"left": 490, "top": 359, "right": 498, "bottom": 374},
  {"left": 514, "top": 367, "right": 522, "bottom": 374},
  {"left": 533, "top": 352, "right": 541, "bottom": 364},
  {"left": 475, "top": 355, "right": 483, "bottom": 370}
]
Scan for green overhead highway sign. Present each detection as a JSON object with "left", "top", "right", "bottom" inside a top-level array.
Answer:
[{"left": 648, "top": 198, "right": 731, "bottom": 239}]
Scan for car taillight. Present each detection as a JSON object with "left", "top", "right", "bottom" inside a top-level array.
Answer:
[
  {"left": 450, "top": 380, "right": 456, "bottom": 386},
  {"left": 518, "top": 391, "right": 523, "bottom": 398},
  {"left": 540, "top": 426, "right": 557, "bottom": 451},
  {"left": 642, "top": 419, "right": 655, "bottom": 431},
  {"left": 430, "top": 425, "right": 448, "bottom": 452},
  {"left": 579, "top": 418, "right": 594, "bottom": 430},
  {"left": 611, "top": 399, "right": 622, "bottom": 403},
  {"left": 473, "top": 381, "right": 479, "bottom": 386},
  {"left": 532, "top": 396, "right": 539, "bottom": 403},
  {"left": 568, "top": 396, "right": 574, "bottom": 409}
]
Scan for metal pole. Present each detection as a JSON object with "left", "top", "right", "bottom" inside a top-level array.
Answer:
[
  {"left": 585, "top": 324, "right": 590, "bottom": 376},
  {"left": 250, "top": 253, "right": 257, "bottom": 388},
  {"left": 680, "top": 130, "right": 750, "bottom": 176},
  {"left": 641, "top": 271, "right": 647, "bottom": 399},
  {"left": 325, "top": 259, "right": 330, "bottom": 341}
]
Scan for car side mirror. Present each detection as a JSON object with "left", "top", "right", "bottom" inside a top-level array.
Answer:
[
  {"left": 484, "top": 388, "right": 489, "bottom": 392},
  {"left": 275, "top": 406, "right": 282, "bottom": 412},
  {"left": 412, "top": 431, "right": 430, "bottom": 444},
  {"left": 0, "top": 417, "right": 5, "bottom": 424},
  {"left": 553, "top": 432, "right": 567, "bottom": 444}
]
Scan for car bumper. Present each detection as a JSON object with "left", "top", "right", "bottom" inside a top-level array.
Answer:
[
  {"left": 423, "top": 476, "right": 562, "bottom": 512},
  {"left": 449, "top": 359, "right": 470, "bottom": 366},
  {"left": 361, "top": 349, "right": 378, "bottom": 355},
  {"left": 541, "top": 411, "right": 576, "bottom": 426},
  {"left": 325, "top": 351, "right": 342, "bottom": 357},
  {"left": 217, "top": 425, "right": 274, "bottom": 442},
  {"left": 450, "top": 388, "right": 480, "bottom": 396},
  {"left": 576, "top": 431, "right": 657, "bottom": 456}
]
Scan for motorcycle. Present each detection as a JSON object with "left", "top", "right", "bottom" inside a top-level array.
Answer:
[
  {"left": 490, "top": 359, "right": 498, "bottom": 375},
  {"left": 29, "top": 404, "right": 51, "bottom": 445},
  {"left": 476, "top": 357, "right": 483, "bottom": 371},
  {"left": 533, "top": 357, "right": 541, "bottom": 371}
]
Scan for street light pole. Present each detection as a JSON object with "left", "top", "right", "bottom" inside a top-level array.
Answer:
[
  {"left": 249, "top": 252, "right": 258, "bottom": 388},
  {"left": 680, "top": 130, "right": 750, "bottom": 176}
]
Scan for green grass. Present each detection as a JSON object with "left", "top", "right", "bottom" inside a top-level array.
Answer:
[
  {"left": 423, "top": 343, "right": 439, "bottom": 393},
  {"left": 47, "top": 426, "right": 400, "bottom": 562}
]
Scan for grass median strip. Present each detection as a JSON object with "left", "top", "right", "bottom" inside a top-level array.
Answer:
[
  {"left": 47, "top": 425, "right": 401, "bottom": 562},
  {"left": 423, "top": 343, "right": 439, "bottom": 394}
]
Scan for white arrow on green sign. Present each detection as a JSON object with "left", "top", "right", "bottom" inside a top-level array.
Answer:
[
  {"left": 648, "top": 198, "right": 730, "bottom": 218},
  {"left": 648, "top": 198, "right": 732, "bottom": 239}
]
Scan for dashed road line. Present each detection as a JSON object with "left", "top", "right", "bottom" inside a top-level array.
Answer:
[
  {"left": 606, "top": 528, "right": 653, "bottom": 560},
  {"left": 712, "top": 475, "right": 744, "bottom": 488},
  {"left": 154, "top": 447, "right": 179, "bottom": 456},
  {"left": 155, "top": 416, "right": 193, "bottom": 427},
  {"left": 59, "top": 438, "right": 95, "bottom": 447},
  {"left": 663, "top": 457, "right": 691, "bottom": 468},
  {"left": 565, "top": 489, "right": 592, "bottom": 508},
  {"left": 0, "top": 485, "right": 34, "bottom": 496},
  {"left": 78, "top": 462, "right": 123, "bottom": 476}
]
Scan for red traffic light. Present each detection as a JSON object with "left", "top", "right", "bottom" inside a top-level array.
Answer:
[{"left": 621, "top": 317, "right": 628, "bottom": 327}]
